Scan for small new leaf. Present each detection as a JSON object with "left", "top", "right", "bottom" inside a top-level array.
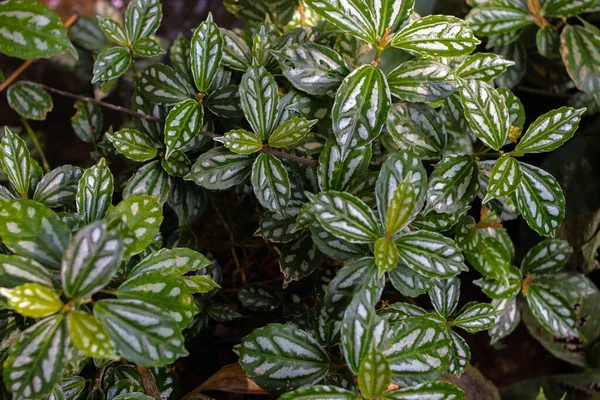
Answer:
[
  {"left": 0, "top": 283, "right": 62, "bottom": 318},
  {"left": 214, "top": 129, "right": 262, "bottom": 155},
  {"left": 92, "top": 46, "right": 132, "bottom": 84},
  {"left": 268, "top": 118, "right": 317, "bottom": 148},
  {"left": 483, "top": 154, "right": 522, "bottom": 203},
  {"left": 68, "top": 310, "right": 118, "bottom": 360},
  {"left": 107, "top": 128, "right": 157, "bottom": 162}
]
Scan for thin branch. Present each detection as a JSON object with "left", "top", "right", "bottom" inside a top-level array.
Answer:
[{"left": 135, "top": 365, "right": 162, "bottom": 400}]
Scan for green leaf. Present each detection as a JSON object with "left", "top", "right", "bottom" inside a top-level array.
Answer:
[
  {"left": 275, "top": 43, "right": 350, "bottom": 96},
  {"left": 97, "top": 17, "right": 128, "bottom": 46},
  {"left": 560, "top": 25, "right": 600, "bottom": 104},
  {"left": 251, "top": 154, "right": 291, "bottom": 215},
  {"left": 139, "top": 63, "right": 194, "bottom": 105},
  {"left": 0, "top": 127, "right": 36, "bottom": 198},
  {"left": 92, "top": 46, "right": 132, "bottom": 84},
  {"left": 521, "top": 239, "right": 570, "bottom": 275},
  {"left": 61, "top": 221, "right": 122, "bottom": 299},
  {"left": 238, "top": 323, "right": 330, "bottom": 392},
  {"left": 240, "top": 66, "right": 278, "bottom": 141},
  {"left": 373, "top": 0, "right": 415, "bottom": 36},
  {"left": 465, "top": 236, "right": 511, "bottom": 282},
  {"left": 3, "top": 315, "right": 69, "bottom": 399},
  {"left": 341, "top": 279, "right": 386, "bottom": 374},
  {"left": 71, "top": 101, "right": 104, "bottom": 143},
  {"left": 358, "top": 347, "right": 391, "bottom": 399},
  {"left": 95, "top": 298, "right": 187, "bottom": 366},
  {"left": 318, "top": 135, "right": 371, "bottom": 192},
  {"left": 132, "top": 37, "right": 164, "bottom": 57},
  {"left": 378, "top": 302, "right": 427, "bottom": 324},
  {"left": 454, "top": 302, "right": 497, "bottom": 333},
  {"left": 525, "top": 283, "right": 578, "bottom": 337},
  {"left": 170, "top": 33, "right": 193, "bottom": 84},
  {"left": 466, "top": 5, "right": 532, "bottom": 36},
  {"left": 7, "top": 81, "right": 53, "bottom": 120},
  {"left": 251, "top": 23, "right": 273, "bottom": 67},
  {"left": 309, "top": 222, "right": 369, "bottom": 262},
  {"left": 220, "top": 28, "right": 251, "bottom": 71},
  {"left": 0, "top": 254, "right": 55, "bottom": 289},
  {"left": 0, "top": 0, "right": 75, "bottom": 60},
  {"left": 376, "top": 150, "right": 428, "bottom": 223},
  {"left": 475, "top": 265, "right": 521, "bottom": 299},
  {"left": 123, "top": 160, "right": 171, "bottom": 204},
  {"left": 77, "top": 158, "right": 114, "bottom": 223},
  {"left": 391, "top": 15, "right": 479, "bottom": 57},
  {"left": 394, "top": 231, "right": 466, "bottom": 278},
  {"left": 483, "top": 154, "right": 522, "bottom": 203},
  {"left": 238, "top": 283, "right": 279, "bottom": 312},
  {"left": 304, "top": 0, "right": 377, "bottom": 44},
  {"left": 382, "top": 315, "right": 452, "bottom": 385},
  {"left": 206, "top": 85, "right": 242, "bottom": 118},
  {"left": 68, "top": 310, "right": 118, "bottom": 360},
  {"left": 388, "top": 266, "right": 433, "bottom": 297},
  {"left": 167, "top": 181, "right": 206, "bottom": 228},
  {"left": 388, "top": 60, "right": 458, "bottom": 103},
  {"left": 185, "top": 147, "right": 253, "bottom": 190},
  {"left": 536, "top": 27, "right": 561, "bottom": 58},
  {"left": 497, "top": 88, "right": 525, "bottom": 130},
  {"left": 280, "top": 234, "right": 323, "bottom": 287},
  {"left": 207, "top": 303, "right": 242, "bottom": 322},
  {"left": 129, "top": 247, "right": 211, "bottom": 277},
  {"left": 387, "top": 103, "right": 447, "bottom": 159},
  {"left": 447, "top": 330, "right": 470, "bottom": 376},
  {"left": 0, "top": 283, "right": 62, "bottom": 318},
  {"left": 60, "top": 376, "right": 86, "bottom": 400},
  {"left": 161, "top": 150, "right": 191, "bottom": 177},
  {"left": 375, "top": 237, "right": 400, "bottom": 274},
  {"left": 33, "top": 165, "right": 82, "bottom": 208},
  {"left": 70, "top": 17, "right": 106, "bottom": 51},
  {"left": 124, "top": 0, "right": 162, "bottom": 43},
  {"left": 164, "top": 99, "right": 203, "bottom": 158},
  {"left": 412, "top": 210, "right": 463, "bottom": 233},
  {"left": 454, "top": 215, "right": 481, "bottom": 253},
  {"left": 542, "top": 0, "right": 595, "bottom": 17},
  {"left": 489, "top": 296, "right": 521, "bottom": 343},
  {"left": 429, "top": 277, "right": 460, "bottom": 317},
  {"left": 214, "top": 129, "right": 262, "bottom": 155},
  {"left": 385, "top": 181, "right": 416, "bottom": 235},
  {"left": 455, "top": 53, "right": 515, "bottom": 81},
  {"left": 425, "top": 154, "right": 479, "bottom": 214},
  {"left": 191, "top": 14, "right": 223, "bottom": 92},
  {"left": 278, "top": 386, "right": 360, "bottom": 400},
  {"left": 268, "top": 117, "right": 317, "bottom": 148},
  {"left": 308, "top": 191, "right": 379, "bottom": 243},
  {"left": 107, "top": 128, "right": 157, "bottom": 162},
  {"left": 383, "top": 381, "right": 465, "bottom": 400},
  {"left": 460, "top": 80, "right": 509, "bottom": 150},
  {"left": 0, "top": 200, "right": 70, "bottom": 270},
  {"left": 332, "top": 65, "right": 390, "bottom": 155},
  {"left": 515, "top": 107, "right": 585, "bottom": 154},
  {"left": 118, "top": 273, "right": 199, "bottom": 329},
  {"left": 515, "top": 163, "right": 565, "bottom": 237}
]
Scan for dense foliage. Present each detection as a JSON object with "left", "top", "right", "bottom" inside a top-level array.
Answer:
[{"left": 0, "top": 0, "right": 599, "bottom": 399}]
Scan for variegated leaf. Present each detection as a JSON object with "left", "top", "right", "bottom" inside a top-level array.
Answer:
[
  {"left": 70, "top": 17, "right": 106, "bottom": 51},
  {"left": 131, "top": 37, "right": 164, "bottom": 57},
  {"left": 378, "top": 302, "right": 427, "bottom": 324},
  {"left": 536, "top": 27, "right": 561, "bottom": 58},
  {"left": 375, "top": 237, "right": 400, "bottom": 274},
  {"left": 307, "top": 191, "right": 379, "bottom": 243},
  {"left": 475, "top": 265, "right": 521, "bottom": 300},
  {"left": 387, "top": 60, "right": 458, "bottom": 103},
  {"left": 164, "top": 99, "right": 203, "bottom": 158},
  {"left": 61, "top": 221, "right": 122, "bottom": 299},
  {"left": 124, "top": 0, "right": 162, "bottom": 43},
  {"left": 447, "top": 330, "right": 470, "bottom": 376},
  {"left": 388, "top": 265, "right": 433, "bottom": 297},
  {"left": 280, "top": 234, "right": 323, "bottom": 287},
  {"left": 123, "top": 160, "right": 171, "bottom": 204},
  {"left": 68, "top": 310, "right": 118, "bottom": 360},
  {"left": 0, "top": 283, "right": 62, "bottom": 318},
  {"left": 466, "top": 6, "right": 532, "bottom": 36},
  {"left": 454, "top": 302, "right": 497, "bottom": 333},
  {"left": 560, "top": 26, "right": 600, "bottom": 104},
  {"left": 268, "top": 117, "right": 317, "bottom": 148},
  {"left": 128, "top": 247, "right": 211, "bottom": 278},
  {"left": 185, "top": 147, "right": 253, "bottom": 190},
  {"left": 497, "top": 88, "right": 525, "bottom": 130},
  {"left": 385, "top": 181, "right": 416, "bottom": 235},
  {"left": 214, "top": 129, "right": 262, "bottom": 155},
  {"left": 429, "top": 277, "right": 460, "bottom": 317},
  {"left": 382, "top": 381, "right": 465, "bottom": 400},
  {"left": 0, "top": 200, "right": 69, "bottom": 270},
  {"left": 521, "top": 239, "right": 571, "bottom": 275},
  {"left": 170, "top": 33, "right": 193, "bottom": 84},
  {"left": 465, "top": 236, "right": 511, "bottom": 282},
  {"left": 237, "top": 323, "right": 330, "bottom": 392},
  {"left": 279, "top": 386, "right": 360, "bottom": 399},
  {"left": 371, "top": 0, "right": 415, "bottom": 36},
  {"left": 107, "top": 128, "right": 157, "bottom": 162},
  {"left": 33, "top": 165, "right": 82, "bottom": 208},
  {"left": 303, "top": 0, "right": 378, "bottom": 44},
  {"left": 7, "top": 81, "right": 53, "bottom": 120},
  {"left": 382, "top": 316, "right": 452, "bottom": 385},
  {"left": 251, "top": 154, "right": 291, "bottom": 215},
  {"left": 310, "top": 222, "right": 370, "bottom": 262},
  {"left": 483, "top": 154, "right": 522, "bottom": 203},
  {"left": 515, "top": 107, "right": 585, "bottom": 154},
  {"left": 454, "top": 215, "right": 481, "bottom": 253},
  {"left": 92, "top": 46, "right": 132, "bottom": 83},
  {"left": 358, "top": 347, "right": 391, "bottom": 399},
  {"left": 455, "top": 53, "right": 515, "bottom": 81},
  {"left": 0, "top": 0, "right": 76, "bottom": 60},
  {"left": 489, "top": 296, "right": 521, "bottom": 343},
  {"left": 391, "top": 15, "right": 479, "bottom": 57},
  {"left": 459, "top": 80, "right": 509, "bottom": 150},
  {"left": 206, "top": 85, "right": 242, "bottom": 118},
  {"left": 191, "top": 14, "right": 223, "bottom": 92},
  {"left": 161, "top": 151, "right": 191, "bottom": 177},
  {"left": 275, "top": 42, "right": 350, "bottom": 96},
  {"left": 71, "top": 101, "right": 104, "bottom": 143},
  {"left": 525, "top": 283, "right": 578, "bottom": 337},
  {"left": 0, "top": 254, "right": 55, "bottom": 289},
  {"left": 77, "top": 158, "right": 114, "bottom": 223},
  {"left": 394, "top": 231, "right": 467, "bottom": 278},
  {"left": 240, "top": 66, "right": 278, "bottom": 141},
  {"left": 94, "top": 298, "right": 188, "bottom": 367},
  {"left": 3, "top": 315, "right": 69, "bottom": 399},
  {"left": 332, "top": 65, "right": 390, "bottom": 155},
  {"left": 387, "top": 102, "right": 447, "bottom": 159},
  {"left": 318, "top": 135, "right": 371, "bottom": 192},
  {"left": 411, "top": 210, "right": 464, "bottom": 233},
  {"left": 425, "top": 154, "right": 479, "bottom": 214},
  {"left": 139, "top": 63, "right": 194, "bottom": 105},
  {"left": 97, "top": 17, "right": 128, "bottom": 46},
  {"left": 251, "top": 23, "right": 273, "bottom": 67},
  {"left": 542, "top": 0, "right": 595, "bottom": 17},
  {"left": 238, "top": 283, "right": 279, "bottom": 312},
  {"left": 515, "top": 163, "right": 565, "bottom": 237},
  {"left": 220, "top": 28, "right": 252, "bottom": 71},
  {"left": 0, "top": 127, "right": 36, "bottom": 198}
]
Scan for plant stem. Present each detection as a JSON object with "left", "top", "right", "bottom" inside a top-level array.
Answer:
[
  {"left": 298, "top": 1, "right": 307, "bottom": 26},
  {"left": 136, "top": 365, "right": 162, "bottom": 400},
  {"left": 20, "top": 117, "right": 51, "bottom": 173}
]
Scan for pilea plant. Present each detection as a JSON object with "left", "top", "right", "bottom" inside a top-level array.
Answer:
[{"left": 0, "top": 0, "right": 599, "bottom": 399}]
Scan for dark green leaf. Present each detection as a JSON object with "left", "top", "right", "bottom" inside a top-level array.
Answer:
[
  {"left": 132, "top": 37, "right": 165, "bottom": 57},
  {"left": 92, "top": 46, "right": 132, "bottom": 83},
  {"left": 489, "top": 296, "right": 521, "bottom": 343},
  {"left": 77, "top": 158, "right": 114, "bottom": 223},
  {"left": 97, "top": 17, "right": 128, "bottom": 46},
  {"left": 191, "top": 14, "right": 223, "bottom": 92},
  {"left": 238, "top": 283, "right": 279, "bottom": 312},
  {"left": 139, "top": 63, "right": 194, "bottom": 105},
  {"left": 164, "top": 99, "right": 203, "bottom": 158},
  {"left": 0, "top": 254, "right": 55, "bottom": 289},
  {"left": 206, "top": 85, "right": 242, "bottom": 118},
  {"left": 483, "top": 154, "right": 522, "bottom": 203},
  {"left": 251, "top": 153, "right": 291, "bottom": 215},
  {"left": 560, "top": 25, "right": 600, "bottom": 104},
  {"left": 7, "top": 81, "right": 53, "bottom": 120},
  {"left": 107, "top": 128, "right": 157, "bottom": 162},
  {"left": 220, "top": 28, "right": 251, "bottom": 71},
  {"left": 425, "top": 154, "right": 479, "bottom": 214},
  {"left": 240, "top": 66, "right": 278, "bottom": 141},
  {"left": 280, "top": 234, "right": 323, "bottom": 287},
  {"left": 466, "top": 6, "right": 532, "bottom": 36},
  {"left": 278, "top": 386, "right": 360, "bottom": 399},
  {"left": 128, "top": 247, "right": 211, "bottom": 278},
  {"left": 124, "top": 0, "right": 162, "bottom": 43},
  {"left": 387, "top": 60, "right": 458, "bottom": 103},
  {"left": 521, "top": 239, "right": 571, "bottom": 275},
  {"left": 429, "top": 277, "right": 460, "bottom": 317},
  {"left": 525, "top": 283, "right": 578, "bottom": 337},
  {"left": 515, "top": 107, "right": 585, "bottom": 154},
  {"left": 123, "top": 160, "right": 171, "bottom": 204},
  {"left": 383, "top": 381, "right": 465, "bottom": 400},
  {"left": 455, "top": 53, "right": 515, "bottom": 81},
  {"left": 70, "top": 101, "right": 104, "bottom": 143},
  {"left": 454, "top": 302, "right": 497, "bottom": 333},
  {"left": 0, "top": 127, "right": 36, "bottom": 198}
]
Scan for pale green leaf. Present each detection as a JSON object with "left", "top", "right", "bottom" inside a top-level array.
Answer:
[
  {"left": 268, "top": 118, "right": 317, "bottom": 148},
  {"left": 375, "top": 236, "right": 400, "bottom": 274},
  {"left": 465, "top": 236, "right": 511, "bottom": 282},
  {"left": 0, "top": 283, "right": 62, "bottom": 318},
  {"left": 214, "top": 129, "right": 262, "bottom": 155},
  {"left": 68, "top": 310, "right": 118, "bottom": 360},
  {"left": 358, "top": 347, "right": 391, "bottom": 399},
  {"left": 107, "top": 128, "right": 157, "bottom": 162},
  {"left": 385, "top": 181, "right": 416, "bottom": 235}
]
